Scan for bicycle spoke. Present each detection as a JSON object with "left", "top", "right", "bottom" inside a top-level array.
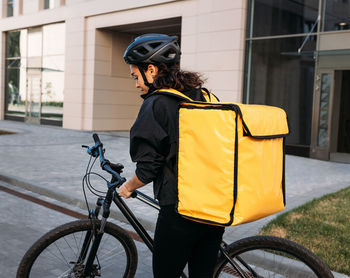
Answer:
[
  {"left": 96, "top": 242, "right": 124, "bottom": 260},
  {"left": 50, "top": 242, "right": 71, "bottom": 266},
  {"left": 62, "top": 234, "right": 79, "bottom": 259},
  {"left": 72, "top": 230, "right": 84, "bottom": 255},
  {"left": 57, "top": 268, "right": 74, "bottom": 278}
]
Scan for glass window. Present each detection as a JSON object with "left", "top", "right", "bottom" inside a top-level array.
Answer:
[
  {"left": 247, "top": 0, "right": 319, "bottom": 38},
  {"left": 244, "top": 36, "right": 316, "bottom": 146},
  {"left": 5, "top": 24, "right": 65, "bottom": 123},
  {"left": 41, "top": 23, "right": 65, "bottom": 121},
  {"left": 6, "top": 30, "right": 27, "bottom": 118},
  {"left": 7, "top": 0, "right": 14, "bottom": 17},
  {"left": 27, "top": 29, "right": 42, "bottom": 57},
  {"left": 44, "top": 0, "right": 55, "bottom": 9},
  {"left": 323, "top": 0, "right": 350, "bottom": 31},
  {"left": 7, "top": 31, "right": 21, "bottom": 58}
]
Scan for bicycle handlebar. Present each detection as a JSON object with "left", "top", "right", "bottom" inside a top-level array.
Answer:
[
  {"left": 91, "top": 133, "right": 126, "bottom": 187},
  {"left": 86, "top": 133, "right": 151, "bottom": 201},
  {"left": 93, "top": 133, "right": 102, "bottom": 145}
]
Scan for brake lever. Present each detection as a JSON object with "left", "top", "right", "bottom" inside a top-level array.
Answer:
[{"left": 82, "top": 145, "right": 99, "bottom": 157}]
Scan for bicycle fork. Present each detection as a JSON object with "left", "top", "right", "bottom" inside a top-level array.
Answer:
[{"left": 79, "top": 189, "right": 114, "bottom": 277}]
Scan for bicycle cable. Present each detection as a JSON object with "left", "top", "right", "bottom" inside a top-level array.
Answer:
[
  {"left": 82, "top": 155, "right": 94, "bottom": 214},
  {"left": 82, "top": 155, "right": 111, "bottom": 274}
]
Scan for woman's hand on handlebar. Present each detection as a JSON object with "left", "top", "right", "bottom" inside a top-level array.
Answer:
[
  {"left": 118, "top": 173, "right": 145, "bottom": 198},
  {"left": 119, "top": 183, "right": 135, "bottom": 198}
]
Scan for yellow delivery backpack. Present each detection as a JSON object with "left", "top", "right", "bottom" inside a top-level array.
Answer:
[{"left": 153, "top": 88, "right": 289, "bottom": 226}]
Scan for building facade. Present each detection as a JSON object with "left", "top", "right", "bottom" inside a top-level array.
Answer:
[{"left": 0, "top": 0, "right": 349, "bottom": 162}]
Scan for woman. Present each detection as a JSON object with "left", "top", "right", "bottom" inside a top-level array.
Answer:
[{"left": 119, "top": 34, "right": 224, "bottom": 278}]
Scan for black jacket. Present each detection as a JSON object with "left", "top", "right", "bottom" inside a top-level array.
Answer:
[{"left": 130, "top": 88, "right": 206, "bottom": 206}]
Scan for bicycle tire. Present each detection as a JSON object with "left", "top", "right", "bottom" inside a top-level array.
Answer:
[
  {"left": 213, "top": 235, "right": 334, "bottom": 278},
  {"left": 16, "top": 219, "right": 138, "bottom": 278}
]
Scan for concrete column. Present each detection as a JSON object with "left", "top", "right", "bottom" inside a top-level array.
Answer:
[
  {"left": 0, "top": 0, "right": 6, "bottom": 18},
  {"left": 38, "top": 0, "right": 44, "bottom": 11},
  {"left": 23, "top": 0, "right": 41, "bottom": 14},
  {"left": 13, "top": 0, "right": 21, "bottom": 16},
  {"left": 62, "top": 17, "right": 88, "bottom": 129},
  {"left": 54, "top": 0, "right": 61, "bottom": 8}
]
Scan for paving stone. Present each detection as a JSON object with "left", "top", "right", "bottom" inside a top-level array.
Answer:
[{"left": 1, "top": 120, "right": 350, "bottom": 277}]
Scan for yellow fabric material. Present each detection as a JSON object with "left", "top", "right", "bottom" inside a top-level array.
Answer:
[
  {"left": 233, "top": 115, "right": 285, "bottom": 225},
  {"left": 177, "top": 107, "right": 236, "bottom": 224},
  {"left": 238, "top": 104, "right": 289, "bottom": 136},
  {"left": 152, "top": 88, "right": 288, "bottom": 226}
]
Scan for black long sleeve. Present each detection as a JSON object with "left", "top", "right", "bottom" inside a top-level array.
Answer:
[
  {"left": 130, "top": 95, "right": 172, "bottom": 184},
  {"left": 129, "top": 89, "right": 206, "bottom": 205}
]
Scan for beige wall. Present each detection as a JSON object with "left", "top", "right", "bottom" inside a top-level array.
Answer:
[
  {"left": 92, "top": 31, "right": 141, "bottom": 131},
  {"left": 62, "top": 17, "right": 87, "bottom": 129},
  {"left": 23, "top": 0, "right": 40, "bottom": 15},
  {"left": 319, "top": 31, "right": 350, "bottom": 51},
  {"left": 181, "top": 0, "right": 247, "bottom": 102},
  {"left": 318, "top": 31, "right": 350, "bottom": 70},
  {"left": 82, "top": 0, "right": 247, "bottom": 130},
  {"left": 0, "top": 0, "right": 247, "bottom": 130}
]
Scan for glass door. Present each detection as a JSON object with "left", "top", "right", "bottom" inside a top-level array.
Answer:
[
  {"left": 25, "top": 72, "right": 42, "bottom": 124},
  {"left": 310, "top": 70, "right": 334, "bottom": 160}
]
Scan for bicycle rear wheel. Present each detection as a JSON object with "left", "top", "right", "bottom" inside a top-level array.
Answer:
[
  {"left": 213, "top": 236, "right": 333, "bottom": 278},
  {"left": 16, "top": 219, "right": 138, "bottom": 278}
]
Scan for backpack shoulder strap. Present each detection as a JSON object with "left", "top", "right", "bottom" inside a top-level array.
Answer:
[
  {"left": 152, "top": 88, "right": 194, "bottom": 102},
  {"left": 152, "top": 88, "right": 220, "bottom": 103},
  {"left": 201, "top": 88, "right": 220, "bottom": 103}
]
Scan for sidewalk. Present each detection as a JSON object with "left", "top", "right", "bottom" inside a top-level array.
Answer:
[{"left": 1, "top": 119, "right": 350, "bottom": 244}]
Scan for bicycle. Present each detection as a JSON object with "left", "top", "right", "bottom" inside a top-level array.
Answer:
[{"left": 16, "top": 133, "right": 334, "bottom": 278}]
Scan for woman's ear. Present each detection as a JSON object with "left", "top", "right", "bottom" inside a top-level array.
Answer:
[{"left": 147, "top": 64, "right": 159, "bottom": 77}]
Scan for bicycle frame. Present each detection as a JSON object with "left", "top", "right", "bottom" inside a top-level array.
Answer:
[
  {"left": 113, "top": 189, "right": 156, "bottom": 252},
  {"left": 115, "top": 190, "right": 256, "bottom": 278},
  {"left": 80, "top": 134, "right": 253, "bottom": 278},
  {"left": 81, "top": 182, "right": 252, "bottom": 278}
]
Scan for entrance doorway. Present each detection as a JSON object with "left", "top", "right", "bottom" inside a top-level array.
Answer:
[
  {"left": 337, "top": 71, "right": 350, "bottom": 153},
  {"left": 311, "top": 69, "right": 350, "bottom": 162},
  {"left": 330, "top": 70, "right": 350, "bottom": 162}
]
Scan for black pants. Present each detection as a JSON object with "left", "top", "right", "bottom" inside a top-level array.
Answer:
[{"left": 153, "top": 205, "right": 225, "bottom": 278}]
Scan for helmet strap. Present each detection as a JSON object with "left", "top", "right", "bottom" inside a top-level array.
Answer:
[
  {"left": 137, "top": 66, "right": 156, "bottom": 95},
  {"left": 138, "top": 66, "right": 153, "bottom": 87}
]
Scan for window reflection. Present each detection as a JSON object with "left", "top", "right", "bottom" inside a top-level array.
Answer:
[
  {"left": 7, "top": 31, "right": 21, "bottom": 58},
  {"left": 6, "top": 30, "right": 27, "bottom": 118},
  {"left": 247, "top": 0, "right": 319, "bottom": 37},
  {"left": 7, "top": 0, "right": 14, "bottom": 17},
  {"left": 42, "top": 23, "right": 65, "bottom": 121},
  {"left": 44, "top": 0, "right": 55, "bottom": 9},
  {"left": 323, "top": 0, "right": 350, "bottom": 31},
  {"left": 244, "top": 36, "right": 316, "bottom": 145},
  {"left": 5, "top": 23, "right": 65, "bottom": 123}
]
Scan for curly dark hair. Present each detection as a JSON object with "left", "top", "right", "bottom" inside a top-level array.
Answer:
[{"left": 138, "top": 63, "right": 205, "bottom": 91}]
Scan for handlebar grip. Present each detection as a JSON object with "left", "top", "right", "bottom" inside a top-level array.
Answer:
[
  {"left": 93, "top": 133, "right": 101, "bottom": 145},
  {"left": 131, "top": 192, "right": 137, "bottom": 198}
]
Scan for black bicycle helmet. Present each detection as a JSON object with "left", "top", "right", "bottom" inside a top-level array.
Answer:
[{"left": 124, "top": 34, "right": 181, "bottom": 66}]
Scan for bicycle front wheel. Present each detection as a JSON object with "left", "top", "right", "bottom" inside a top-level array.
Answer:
[
  {"left": 213, "top": 236, "right": 334, "bottom": 278},
  {"left": 16, "top": 219, "right": 138, "bottom": 278}
]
